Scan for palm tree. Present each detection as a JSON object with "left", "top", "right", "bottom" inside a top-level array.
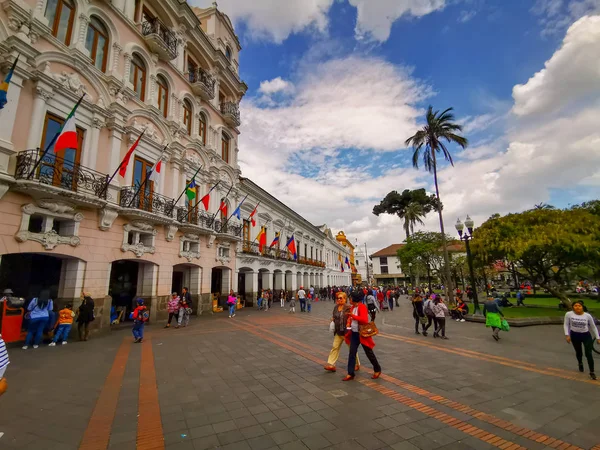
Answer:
[
  {"left": 404, "top": 202, "right": 425, "bottom": 238},
  {"left": 405, "top": 106, "right": 468, "bottom": 297}
]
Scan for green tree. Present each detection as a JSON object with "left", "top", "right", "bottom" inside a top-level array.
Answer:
[
  {"left": 396, "top": 231, "right": 452, "bottom": 290},
  {"left": 471, "top": 208, "right": 600, "bottom": 308},
  {"left": 405, "top": 106, "right": 468, "bottom": 298},
  {"left": 373, "top": 188, "right": 438, "bottom": 241}
]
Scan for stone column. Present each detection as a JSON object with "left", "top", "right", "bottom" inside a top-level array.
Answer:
[
  {"left": 108, "top": 126, "right": 124, "bottom": 186},
  {"left": 83, "top": 117, "right": 103, "bottom": 168},
  {"left": 212, "top": 73, "right": 220, "bottom": 109},
  {"left": 58, "top": 259, "right": 86, "bottom": 304},
  {"left": 244, "top": 271, "right": 258, "bottom": 306},
  {"left": 26, "top": 86, "right": 54, "bottom": 150},
  {"left": 110, "top": 43, "right": 123, "bottom": 78},
  {"left": 124, "top": 0, "right": 136, "bottom": 21},
  {"left": 177, "top": 40, "right": 186, "bottom": 74},
  {"left": 0, "top": 69, "right": 25, "bottom": 173},
  {"left": 123, "top": 53, "right": 132, "bottom": 87},
  {"left": 76, "top": 14, "right": 91, "bottom": 53},
  {"left": 261, "top": 271, "right": 272, "bottom": 290},
  {"left": 274, "top": 272, "right": 284, "bottom": 290},
  {"left": 285, "top": 272, "right": 296, "bottom": 292},
  {"left": 171, "top": 160, "right": 180, "bottom": 200}
]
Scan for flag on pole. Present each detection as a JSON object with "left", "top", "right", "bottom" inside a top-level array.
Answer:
[
  {"left": 269, "top": 232, "right": 280, "bottom": 248},
  {"left": 345, "top": 256, "right": 351, "bottom": 268},
  {"left": 219, "top": 198, "right": 228, "bottom": 217},
  {"left": 54, "top": 107, "right": 80, "bottom": 153},
  {"left": 231, "top": 195, "right": 248, "bottom": 220},
  {"left": 118, "top": 132, "right": 144, "bottom": 178},
  {"left": 0, "top": 55, "right": 19, "bottom": 110},
  {"left": 186, "top": 178, "right": 197, "bottom": 201},
  {"left": 249, "top": 204, "right": 258, "bottom": 227},
  {"left": 256, "top": 227, "right": 267, "bottom": 252},
  {"left": 286, "top": 235, "right": 297, "bottom": 260},
  {"left": 148, "top": 159, "right": 162, "bottom": 188}
]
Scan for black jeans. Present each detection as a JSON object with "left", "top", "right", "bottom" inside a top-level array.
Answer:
[
  {"left": 368, "top": 305, "right": 377, "bottom": 322},
  {"left": 423, "top": 315, "right": 435, "bottom": 332},
  {"left": 571, "top": 331, "right": 595, "bottom": 372},
  {"left": 434, "top": 317, "right": 446, "bottom": 337},
  {"left": 347, "top": 331, "right": 381, "bottom": 376},
  {"left": 167, "top": 312, "right": 177, "bottom": 325},
  {"left": 414, "top": 316, "right": 427, "bottom": 333}
]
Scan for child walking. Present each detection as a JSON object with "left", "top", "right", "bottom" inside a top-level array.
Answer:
[
  {"left": 165, "top": 292, "right": 179, "bottom": 328},
  {"left": 289, "top": 295, "right": 296, "bottom": 313},
  {"left": 132, "top": 298, "right": 149, "bottom": 343},
  {"left": 49, "top": 303, "right": 75, "bottom": 346}
]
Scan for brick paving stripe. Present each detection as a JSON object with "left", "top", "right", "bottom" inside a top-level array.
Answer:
[{"left": 137, "top": 338, "right": 164, "bottom": 450}]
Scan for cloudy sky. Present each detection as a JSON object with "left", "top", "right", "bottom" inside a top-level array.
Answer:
[{"left": 191, "top": 0, "right": 600, "bottom": 253}]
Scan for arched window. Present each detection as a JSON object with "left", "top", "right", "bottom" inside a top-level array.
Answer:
[
  {"left": 156, "top": 75, "right": 169, "bottom": 118},
  {"left": 221, "top": 132, "right": 230, "bottom": 163},
  {"left": 85, "top": 17, "right": 109, "bottom": 72},
  {"left": 225, "top": 46, "right": 232, "bottom": 61},
  {"left": 130, "top": 54, "right": 146, "bottom": 101},
  {"left": 183, "top": 100, "right": 192, "bottom": 135},
  {"left": 45, "top": 0, "right": 75, "bottom": 46},
  {"left": 198, "top": 113, "right": 207, "bottom": 145}
]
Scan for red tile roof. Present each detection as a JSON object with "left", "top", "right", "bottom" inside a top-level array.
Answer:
[{"left": 371, "top": 244, "right": 405, "bottom": 257}]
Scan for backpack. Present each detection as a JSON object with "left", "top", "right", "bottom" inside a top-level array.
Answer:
[
  {"left": 424, "top": 300, "right": 434, "bottom": 316},
  {"left": 141, "top": 307, "right": 150, "bottom": 322}
]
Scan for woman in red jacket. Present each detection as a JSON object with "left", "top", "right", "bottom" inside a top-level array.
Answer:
[{"left": 343, "top": 291, "right": 382, "bottom": 381}]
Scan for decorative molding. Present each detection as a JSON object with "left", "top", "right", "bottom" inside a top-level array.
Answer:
[
  {"left": 52, "top": 71, "right": 88, "bottom": 97},
  {"left": 15, "top": 230, "right": 80, "bottom": 250},
  {"left": 99, "top": 208, "right": 118, "bottom": 231},
  {"left": 121, "top": 241, "right": 155, "bottom": 258},
  {"left": 165, "top": 224, "right": 178, "bottom": 242},
  {"left": 207, "top": 234, "right": 216, "bottom": 248},
  {"left": 179, "top": 233, "right": 200, "bottom": 262},
  {"left": 128, "top": 221, "right": 157, "bottom": 234}
]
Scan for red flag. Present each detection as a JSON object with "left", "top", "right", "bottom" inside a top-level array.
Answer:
[
  {"left": 54, "top": 114, "right": 78, "bottom": 153},
  {"left": 219, "top": 199, "right": 228, "bottom": 217},
  {"left": 249, "top": 205, "right": 258, "bottom": 227},
  {"left": 119, "top": 133, "right": 143, "bottom": 178},
  {"left": 200, "top": 192, "right": 210, "bottom": 210},
  {"left": 286, "top": 235, "right": 297, "bottom": 260}
]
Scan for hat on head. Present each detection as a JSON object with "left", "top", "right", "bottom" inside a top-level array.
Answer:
[
  {"left": 136, "top": 298, "right": 144, "bottom": 305},
  {"left": 351, "top": 291, "right": 363, "bottom": 303}
]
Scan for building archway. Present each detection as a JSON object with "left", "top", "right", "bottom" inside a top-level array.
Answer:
[
  {"left": 211, "top": 265, "right": 232, "bottom": 307},
  {"left": 296, "top": 271, "right": 302, "bottom": 289},
  {"left": 172, "top": 263, "right": 202, "bottom": 308},
  {"left": 109, "top": 259, "right": 158, "bottom": 320}
]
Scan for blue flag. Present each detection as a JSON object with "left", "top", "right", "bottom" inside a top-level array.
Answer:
[{"left": 0, "top": 55, "right": 19, "bottom": 110}]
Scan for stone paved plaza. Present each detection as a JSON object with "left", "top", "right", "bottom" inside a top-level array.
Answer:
[{"left": 1, "top": 298, "right": 599, "bottom": 450}]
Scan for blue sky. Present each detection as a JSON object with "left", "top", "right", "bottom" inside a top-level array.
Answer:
[{"left": 192, "top": 0, "right": 600, "bottom": 251}]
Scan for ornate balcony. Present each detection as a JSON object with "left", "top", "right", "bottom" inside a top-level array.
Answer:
[
  {"left": 15, "top": 149, "right": 110, "bottom": 201},
  {"left": 212, "top": 219, "right": 242, "bottom": 239},
  {"left": 142, "top": 18, "right": 178, "bottom": 61},
  {"left": 189, "top": 68, "right": 215, "bottom": 101},
  {"left": 176, "top": 207, "right": 213, "bottom": 229},
  {"left": 119, "top": 186, "right": 176, "bottom": 218},
  {"left": 220, "top": 102, "right": 241, "bottom": 127}
]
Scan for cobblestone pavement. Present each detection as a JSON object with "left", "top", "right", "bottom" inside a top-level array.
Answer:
[{"left": 1, "top": 299, "right": 599, "bottom": 450}]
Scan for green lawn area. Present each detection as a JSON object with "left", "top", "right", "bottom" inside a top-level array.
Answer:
[
  {"left": 502, "top": 307, "right": 567, "bottom": 319},
  {"left": 523, "top": 296, "right": 600, "bottom": 311}
]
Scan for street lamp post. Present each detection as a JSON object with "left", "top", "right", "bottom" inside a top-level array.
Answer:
[
  {"left": 455, "top": 215, "right": 481, "bottom": 316},
  {"left": 408, "top": 262, "right": 412, "bottom": 288}
]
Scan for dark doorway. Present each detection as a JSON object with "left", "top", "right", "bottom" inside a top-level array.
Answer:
[
  {"left": 0, "top": 254, "right": 62, "bottom": 300},
  {"left": 172, "top": 271, "right": 183, "bottom": 295},
  {"left": 211, "top": 268, "right": 222, "bottom": 295},
  {"left": 109, "top": 261, "right": 139, "bottom": 318},
  {"left": 238, "top": 272, "right": 246, "bottom": 297}
]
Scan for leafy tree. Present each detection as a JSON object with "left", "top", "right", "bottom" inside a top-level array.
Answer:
[
  {"left": 471, "top": 208, "right": 600, "bottom": 308},
  {"left": 533, "top": 203, "right": 555, "bottom": 210},
  {"left": 373, "top": 188, "right": 438, "bottom": 241},
  {"left": 397, "top": 231, "right": 453, "bottom": 290},
  {"left": 572, "top": 200, "right": 600, "bottom": 216},
  {"left": 406, "top": 106, "right": 468, "bottom": 298}
]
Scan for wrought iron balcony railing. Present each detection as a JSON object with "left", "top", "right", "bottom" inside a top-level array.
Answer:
[
  {"left": 119, "top": 186, "right": 176, "bottom": 217},
  {"left": 220, "top": 102, "right": 241, "bottom": 126},
  {"left": 142, "top": 18, "right": 178, "bottom": 60},
  {"left": 176, "top": 207, "right": 214, "bottom": 229},
  {"left": 188, "top": 67, "right": 216, "bottom": 99},
  {"left": 213, "top": 219, "right": 242, "bottom": 238},
  {"left": 15, "top": 149, "right": 110, "bottom": 200}
]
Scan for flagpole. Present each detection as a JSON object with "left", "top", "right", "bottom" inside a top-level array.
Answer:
[
  {"left": 99, "top": 130, "right": 146, "bottom": 198},
  {"left": 209, "top": 183, "right": 232, "bottom": 228},
  {"left": 126, "top": 145, "right": 168, "bottom": 208},
  {"left": 247, "top": 201, "right": 260, "bottom": 222},
  {"left": 173, "top": 165, "right": 202, "bottom": 207},
  {"left": 186, "top": 180, "right": 220, "bottom": 218},
  {"left": 28, "top": 93, "right": 86, "bottom": 179},
  {"left": 219, "top": 193, "right": 248, "bottom": 233},
  {"left": 251, "top": 219, "right": 271, "bottom": 243}
]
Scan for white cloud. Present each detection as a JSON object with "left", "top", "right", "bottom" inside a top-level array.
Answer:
[
  {"left": 458, "top": 9, "right": 477, "bottom": 22},
  {"left": 258, "top": 77, "right": 294, "bottom": 95},
  {"left": 191, "top": 0, "right": 447, "bottom": 43},
  {"left": 349, "top": 0, "right": 447, "bottom": 42},
  {"left": 512, "top": 15, "right": 600, "bottom": 116}
]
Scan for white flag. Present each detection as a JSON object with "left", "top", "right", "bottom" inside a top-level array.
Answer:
[{"left": 148, "top": 159, "right": 162, "bottom": 188}]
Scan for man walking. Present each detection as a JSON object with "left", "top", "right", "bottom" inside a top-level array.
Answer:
[{"left": 297, "top": 286, "right": 306, "bottom": 312}]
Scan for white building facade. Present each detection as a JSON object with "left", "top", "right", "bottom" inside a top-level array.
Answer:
[{"left": 371, "top": 244, "right": 406, "bottom": 286}]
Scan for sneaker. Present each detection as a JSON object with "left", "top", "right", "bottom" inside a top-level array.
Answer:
[
  {"left": 48, "top": 342, "right": 56, "bottom": 347},
  {"left": 422, "top": 331, "right": 428, "bottom": 337},
  {"left": 455, "top": 319, "right": 460, "bottom": 322},
  {"left": 228, "top": 315, "right": 232, "bottom": 318},
  {"left": 33, "top": 345, "right": 39, "bottom": 349},
  {"left": 62, "top": 341, "right": 68, "bottom": 345},
  {"left": 22, "top": 345, "right": 28, "bottom": 350},
  {"left": 441, "top": 336, "right": 449, "bottom": 340},
  {"left": 460, "top": 319, "right": 466, "bottom": 322},
  {"left": 164, "top": 324, "right": 170, "bottom": 328},
  {"left": 591, "top": 373, "right": 597, "bottom": 380},
  {"left": 232, "top": 314, "right": 235, "bottom": 317}
]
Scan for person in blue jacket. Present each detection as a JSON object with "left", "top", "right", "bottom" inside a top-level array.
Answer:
[{"left": 23, "top": 290, "right": 53, "bottom": 349}]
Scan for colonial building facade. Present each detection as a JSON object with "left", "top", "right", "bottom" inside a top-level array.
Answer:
[{"left": 0, "top": 0, "right": 352, "bottom": 331}]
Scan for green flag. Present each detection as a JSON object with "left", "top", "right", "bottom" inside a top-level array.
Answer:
[{"left": 186, "top": 178, "right": 197, "bottom": 201}]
